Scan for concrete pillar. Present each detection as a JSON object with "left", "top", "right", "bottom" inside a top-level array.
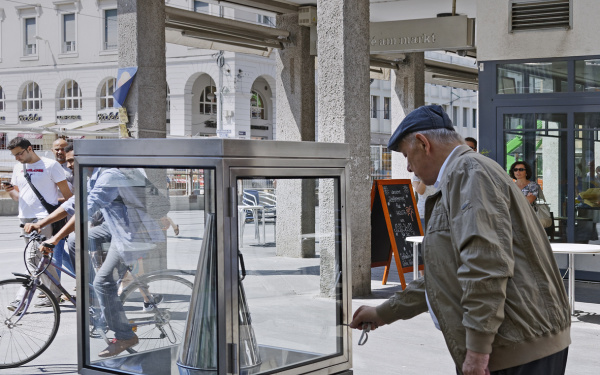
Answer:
[
  {"left": 118, "top": 0, "right": 167, "bottom": 139},
  {"left": 391, "top": 53, "right": 425, "bottom": 179},
  {"left": 274, "top": 13, "right": 316, "bottom": 258},
  {"left": 117, "top": 0, "right": 167, "bottom": 271},
  {"left": 317, "top": 0, "right": 371, "bottom": 297}
]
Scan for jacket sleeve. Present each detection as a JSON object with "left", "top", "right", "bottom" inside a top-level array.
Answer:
[
  {"left": 376, "top": 277, "right": 428, "bottom": 323},
  {"left": 446, "top": 162, "right": 515, "bottom": 354}
]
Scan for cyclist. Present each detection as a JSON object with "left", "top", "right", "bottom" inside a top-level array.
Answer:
[
  {"left": 31, "top": 165, "right": 166, "bottom": 357},
  {"left": 5, "top": 137, "right": 72, "bottom": 309}
]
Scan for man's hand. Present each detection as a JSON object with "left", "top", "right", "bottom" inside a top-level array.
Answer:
[
  {"left": 349, "top": 305, "right": 386, "bottom": 331},
  {"left": 39, "top": 239, "right": 58, "bottom": 256},
  {"left": 23, "top": 222, "right": 41, "bottom": 234},
  {"left": 462, "top": 350, "right": 490, "bottom": 375}
]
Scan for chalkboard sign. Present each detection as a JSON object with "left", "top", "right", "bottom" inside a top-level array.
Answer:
[{"left": 371, "top": 179, "right": 424, "bottom": 289}]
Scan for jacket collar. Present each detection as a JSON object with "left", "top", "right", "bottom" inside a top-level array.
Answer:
[{"left": 436, "top": 144, "right": 474, "bottom": 189}]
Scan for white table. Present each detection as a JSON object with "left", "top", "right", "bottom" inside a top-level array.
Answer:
[
  {"left": 405, "top": 236, "right": 424, "bottom": 281},
  {"left": 238, "top": 205, "right": 265, "bottom": 247},
  {"left": 550, "top": 243, "right": 600, "bottom": 315}
]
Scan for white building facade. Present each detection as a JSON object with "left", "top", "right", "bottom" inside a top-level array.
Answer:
[
  {"left": 0, "top": 0, "right": 278, "bottom": 152},
  {"left": 0, "top": 1, "right": 478, "bottom": 179}
]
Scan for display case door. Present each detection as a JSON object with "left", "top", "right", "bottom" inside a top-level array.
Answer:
[{"left": 228, "top": 167, "right": 352, "bottom": 375}]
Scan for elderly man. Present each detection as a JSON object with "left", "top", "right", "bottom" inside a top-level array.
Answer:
[{"left": 351, "top": 105, "right": 570, "bottom": 375}]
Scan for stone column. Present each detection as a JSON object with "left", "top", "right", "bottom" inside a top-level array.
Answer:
[
  {"left": 317, "top": 0, "right": 371, "bottom": 297},
  {"left": 274, "top": 13, "right": 316, "bottom": 258},
  {"left": 117, "top": 0, "right": 167, "bottom": 270},
  {"left": 391, "top": 53, "right": 425, "bottom": 179},
  {"left": 118, "top": 0, "right": 167, "bottom": 139}
]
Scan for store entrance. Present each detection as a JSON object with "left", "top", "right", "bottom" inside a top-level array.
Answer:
[{"left": 497, "top": 106, "right": 600, "bottom": 279}]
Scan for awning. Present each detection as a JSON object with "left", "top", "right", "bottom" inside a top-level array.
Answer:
[
  {"left": 22, "top": 120, "right": 56, "bottom": 128},
  {"left": 51, "top": 120, "right": 97, "bottom": 130},
  {"left": 80, "top": 123, "right": 119, "bottom": 132},
  {"left": 165, "top": 6, "right": 289, "bottom": 56},
  {"left": 17, "top": 132, "right": 44, "bottom": 139}
]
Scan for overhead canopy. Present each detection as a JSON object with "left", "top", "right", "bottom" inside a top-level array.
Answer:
[
  {"left": 22, "top": 120, "right": 56, "bottom": 128},
  {"left": 165, "top": 6, "right": 290, "bottom": 56},
  {"left": 50, "top": 120, "right": 97, "bottom": 130}
]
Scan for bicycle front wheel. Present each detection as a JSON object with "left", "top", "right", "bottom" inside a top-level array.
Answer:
[
  {"left": 0, "top": 279, "right": 60, "bottom": 368},
  {"left": 120, "top": 274, "right": 193, "bottom": 353}
]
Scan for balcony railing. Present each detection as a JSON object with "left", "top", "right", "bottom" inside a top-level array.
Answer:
[
  {"left": 63, "top": 41, "right": 76, "bottom": 53},
  {"left": 104, "top": 41, "right": 117, "bottom": 50},
  {"left": 24, "top": 44, "right": 37, "bottom": 56}
]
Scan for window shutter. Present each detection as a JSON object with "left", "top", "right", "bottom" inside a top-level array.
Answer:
[
  {"left": 510, "top": 0, "right": 571, "bottom": 32},
  {"left": 64, "top": 14, "right": 75, "bottom": 42}
]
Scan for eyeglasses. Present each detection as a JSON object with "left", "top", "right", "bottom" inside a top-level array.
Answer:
[
  {"left": 13, "top": 149, "right": 28, "bottom": 157},
  {"left": 513, "top": 168, "right": 526, "bottom": 172}
]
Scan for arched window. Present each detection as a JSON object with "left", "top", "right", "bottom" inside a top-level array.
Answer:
[
  {"left": 199, "top": 85, "right": 217, "bottom": 114},
  {"left": 21, "top": 82, "right": 42, "bottom": 111},
  {"left": 251, "top": 90, "right": 265, "bottom": 119},
  {"left": 100, "top": 78, "right": 116, "bottom": 109},
  {"left": 59, "top": 80, "right": 82, "bottom": 110},
  {"left": 0, "top": 86, "right": 5, "bottom": 112}
]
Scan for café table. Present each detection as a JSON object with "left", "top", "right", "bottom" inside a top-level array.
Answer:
[
  {"left": 405, "top": 235, "right": 424, "bottom": 281},
  {"left": 550, "top": 243, "right": 600, "bottom": 315}
]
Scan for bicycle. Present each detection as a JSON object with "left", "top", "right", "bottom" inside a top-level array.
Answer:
[{"left": 0, "top": 228, "right": 194, "bottom": 368}]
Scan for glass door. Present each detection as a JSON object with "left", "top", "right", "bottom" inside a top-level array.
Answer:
[{"left": 498, "top": 106, "right": 600, "bottom": 243}]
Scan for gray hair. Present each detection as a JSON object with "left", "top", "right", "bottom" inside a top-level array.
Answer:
[{"left": 403, "top": 128, "right": 464, "bottom": 147}]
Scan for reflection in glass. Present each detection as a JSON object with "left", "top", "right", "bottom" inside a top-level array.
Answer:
[
  {"left": 504, "top": 113, "right": 567, "bottom": 242},
  {"left": 574, "top": 113, "right": 600, "bottom": 244},
  {"left": 497, "top": 61, "right": 568, "bottom": 94},
  {"left": 575, "top": 59, "right": 600, "bottom": 92},
  {"left": 237, "top": 177, "right": 343, "bottom": 373},
  {"left": 82, "top": 167, "right": 213, "bottom": 374}
]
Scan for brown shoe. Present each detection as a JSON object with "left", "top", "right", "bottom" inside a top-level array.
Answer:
[{"left": 98, "top": 335, "right": 139, "bottom": 358}]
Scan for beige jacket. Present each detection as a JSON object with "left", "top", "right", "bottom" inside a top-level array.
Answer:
[{"left": 377, "top": 145, "right": 570, "bottom": 371}]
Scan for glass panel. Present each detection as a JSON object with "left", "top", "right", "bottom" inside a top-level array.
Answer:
[
  {"left": 82, "top": 167, "right": 214, "bottom": 374},
  {"left": 574, "top": 113, "right": 600, "bottom": 244},
  {"left": 504, "top": 113, "right": 568, "bottom": 242},
  {"left": 575, "top": 59, "right": 600, "bottom": 92},
  {"left": 497, "top": 61, "right": 568, "bottom": 94},
  {"left": 63, "top": 13, "right": 75, "bottom": 43},
  {"left": 237, "top": 177, "right": 343, "bottom": 373}
]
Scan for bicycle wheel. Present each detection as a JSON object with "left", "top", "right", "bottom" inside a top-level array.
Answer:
[
  {"left": 0, "top": 280, "right": 60, "bottom": 368},
  {"left": 120, "top": 274, "right": 193, "bottom": 353}
]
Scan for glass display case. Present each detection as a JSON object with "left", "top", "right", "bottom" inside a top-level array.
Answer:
[{"left": 74, "top": 139, "right": 352, "bottom": 375}]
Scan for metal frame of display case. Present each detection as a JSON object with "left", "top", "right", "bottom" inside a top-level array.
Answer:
[{"left": 74, "top": 139, "right": 353, "bottom": 375}]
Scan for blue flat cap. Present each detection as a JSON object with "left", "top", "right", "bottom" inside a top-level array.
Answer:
[{"left": 387, "top": 105, "right": 454, "bottom": 151}]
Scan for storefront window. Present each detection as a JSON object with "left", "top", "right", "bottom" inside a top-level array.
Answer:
[
  {"left": 575, "top": 59, "right": 600, "bottom": 92},
  {"left": 574, "top": 113, "right": 600, "bottom": 244},
  {"left": 497, "top": 61, "right": 568, "bottom": 94},
  {"left": 504, "top": 113, "right": 568, "bottom": 242}
]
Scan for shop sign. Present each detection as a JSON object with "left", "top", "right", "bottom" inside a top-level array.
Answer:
[
  {"left": 97, "top": 111, "right": 120, "bottom": 122},
  {"left": 19, "top": 113, "right": 41, "bottom": 121},
  {"left": 57, "top": 115, "right": 81, "bottom": 121},
  {"left": 370, "top": 15, "right": 475, "bottom": 54}
]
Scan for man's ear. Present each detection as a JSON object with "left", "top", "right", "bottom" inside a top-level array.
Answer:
[{"left": 414, "top": 133, "right": 431, "bottom": 154}]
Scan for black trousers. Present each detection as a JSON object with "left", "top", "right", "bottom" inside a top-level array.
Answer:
[{"left": 457, "top": 347, "right": 569, "bottom": 375}]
